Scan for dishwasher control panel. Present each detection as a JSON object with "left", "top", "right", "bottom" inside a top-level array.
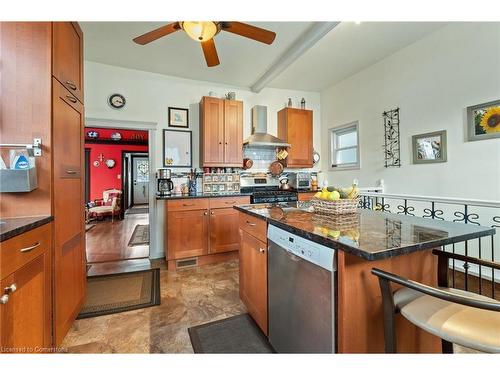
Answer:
[{"left": 267, "top": 225, "right": 335, "bottom": 271}]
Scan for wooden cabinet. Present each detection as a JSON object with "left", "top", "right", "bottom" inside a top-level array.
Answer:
[
  {"left": 167, "top": 208, "right": 209, "bottom": 259},
  {"left": 0, "top": 224, "right": 52, "bottom": 350},
  {"left": 200, "top": 97, "right": 243, "bottom": 167},
  {"left": 209, "top": 208, "right": 240, "bottom": 254},
  {"left": 278, "top": 108, "right": 313, "bottom": 168},
  {"left": 0, "top": 21, "right": 85, "bottom": 348},
  {"left": 239, "top": 228, "right": 268, "bottom": 335},
  {"left": 52, "top": 78, "right": 86, "bottom": 345},
  {"left": 52, "top": 22, "right": 84, "bottom": 103},
  {"left": 165, "top": 196, "right": 250, "bottom": 261}
]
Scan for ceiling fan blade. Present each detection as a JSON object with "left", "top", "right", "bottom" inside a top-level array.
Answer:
[
  {"left": 222, "top": 22, "right": 276, "bottom": 45},
  {"left": 133, "top": 22, "right": 180, "bottom": 45},
  {"left": 201, "top": 39, "right": 220, "bottom": 67}
]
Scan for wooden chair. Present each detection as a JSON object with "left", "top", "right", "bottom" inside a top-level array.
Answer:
[{"left": 372, "top": 251, "right": 500, "bottom": 353}]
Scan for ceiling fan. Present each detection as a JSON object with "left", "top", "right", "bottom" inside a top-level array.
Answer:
[{"left": 132, "top": 22, "right": 276, "bottom": 67}]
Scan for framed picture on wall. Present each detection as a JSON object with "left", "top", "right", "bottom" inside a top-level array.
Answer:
[
  {"left": 466, "top": 99, "right": 500, "bottom": 141},
  {"left": 163, "top": 130, "right": 192, "bottom": 167},
  {"left": 168, "top": 107, "right": 189, "bottom": 128},
  {"left": 412, "top": 130, "right": 447, "bottom": 164}
]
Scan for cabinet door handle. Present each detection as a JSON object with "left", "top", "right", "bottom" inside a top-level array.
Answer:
[
  {"left": 259, "top": 248, "right": 266, "bottom": 253},
  {"left": 65, "top": 169, "right": 77, "bottom": 175},
  {"left": 246, "top": 221, "right": 256, "bottom": 226},
  {"left": 66, "top": 81, "right": 77, "bottom": 90},
  {"left": 0, "top": 294, "right": 9, "bottom": 305},
  {"left": 4, "top": 283, "right": 17, "bottom": 294},
  {"left": 204, "top": 211, "right": 208, "bottom": 216},
  {"left": 65, "top": 95, "right": 77, "bottom": 103},
  {"left": 210, "top": 211, "right": 214, "bottom": 215},
  {"left": 20, "top": 242, "right": 40, "bottom": 253}
]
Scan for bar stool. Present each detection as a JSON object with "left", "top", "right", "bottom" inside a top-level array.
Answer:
[{"left": 371, "top": 252, "right": 500, "bottom": 353}]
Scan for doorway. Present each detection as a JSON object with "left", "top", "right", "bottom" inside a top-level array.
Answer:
[{"left": 84, "top": 126, "right": 150, "bottom": 263}]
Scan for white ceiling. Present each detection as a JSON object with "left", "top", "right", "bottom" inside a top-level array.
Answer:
[
  {"left": 80, "top": 22, "right": 313, "bottom": 88},
  {"left": 268, "top": 22, "right": 446, "bottom": 91},
  {"left": 81, "top": 21, "right": 447, "bottom": 92}
]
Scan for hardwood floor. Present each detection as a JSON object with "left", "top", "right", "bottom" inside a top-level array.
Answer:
[{"left": 86, "top": 213, "right": 149, "bottom": 263}]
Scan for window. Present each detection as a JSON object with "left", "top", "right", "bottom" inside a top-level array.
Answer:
[{"left": 330, "top": 122, "right": 360, "bottom": 170}]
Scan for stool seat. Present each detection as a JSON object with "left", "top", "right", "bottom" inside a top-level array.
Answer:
[{"left": 394, "top": 287, "right": 500, "bottom": 353}]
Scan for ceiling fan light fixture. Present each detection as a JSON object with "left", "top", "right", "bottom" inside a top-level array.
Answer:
[{"left": 181, "top": 21, "right": 218, "bottom": 42}]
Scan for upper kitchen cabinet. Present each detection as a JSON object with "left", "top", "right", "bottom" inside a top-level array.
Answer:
[
  {"left": 278, "top": 108, "right": 313, "bottom": 168},
  {"left": 200, "top": 96, "right": 243, "bottom": 167},
  {"left": 52, "top": 22, "right": 84, "bottom": 103}
]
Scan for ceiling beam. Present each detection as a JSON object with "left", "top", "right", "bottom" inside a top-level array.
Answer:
[{"left": 250, "top": 22, "right": 340, "bottom": 93}]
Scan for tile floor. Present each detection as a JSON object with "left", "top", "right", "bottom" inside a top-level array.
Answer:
[{"left": 62, "top": 260, "right": 246, "bottom": 353}]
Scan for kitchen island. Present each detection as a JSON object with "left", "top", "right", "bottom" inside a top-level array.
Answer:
[{"left": 235, "top": 202, "right": 495, "bottom": 353}]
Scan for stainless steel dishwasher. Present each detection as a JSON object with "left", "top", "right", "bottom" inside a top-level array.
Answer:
[{"left": 267, "top": 224, "right": 336, "bottom": 353}]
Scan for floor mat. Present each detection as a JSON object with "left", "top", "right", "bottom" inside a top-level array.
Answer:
[
  {"left": 127, "top": 206, "right": 149, "bottom": 215},
  {"left": 128, "top": 224, "right": 150, "bottom": 246},
  {"left": 77, "top": 268, "right": 160, "bottom": 319},
  {"left": 188, "top": 314, "right": 274, "bottom": 353}
]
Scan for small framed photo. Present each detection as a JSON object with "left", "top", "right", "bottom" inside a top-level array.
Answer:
[
  {"left": 466, "top": 99, "right": 500, "bottom": 141},
  {"left": 412, "top": 130, "right": 447, "bottom": 164},
  {"left": 168, "top": 107, "right": 189, "bottom": 128}
]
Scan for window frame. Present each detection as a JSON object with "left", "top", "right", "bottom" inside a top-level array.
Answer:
[{"left": 329, "top": 121, "right": 360, "bottom": 171}]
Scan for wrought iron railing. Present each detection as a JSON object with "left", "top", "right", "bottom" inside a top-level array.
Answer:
[{"left": 359, "top": 192, "right": 500, "bottom": 300}]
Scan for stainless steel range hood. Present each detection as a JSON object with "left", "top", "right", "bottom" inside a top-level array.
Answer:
[{"left": 243, "top": 105, "right": 290, "bottom": 148}]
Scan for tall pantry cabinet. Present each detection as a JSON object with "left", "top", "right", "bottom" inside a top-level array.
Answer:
[{"left": 0, "top": 22, "right": 86, "bottom": 346}]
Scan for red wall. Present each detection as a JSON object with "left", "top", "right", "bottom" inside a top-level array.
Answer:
[{"left": 85, "top": 128, "right": 148, "bottom": 201}]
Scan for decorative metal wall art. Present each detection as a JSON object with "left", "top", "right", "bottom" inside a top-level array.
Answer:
[{"left": 383, "top": 108, "right": 401, "bottom": 167}]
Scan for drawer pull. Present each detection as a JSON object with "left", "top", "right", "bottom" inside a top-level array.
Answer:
[
  {"left": 225, "top": 201, "right": 237, "bottom": 204},
  {"left": 183, "top": 203, "right": 195, "bottom": 206},
  {"left": 259, "top": 248, "right": 266, "bottom": 254},
  {"left": 20, "top": 242, "right": 40, "bottom": 253},
  {"left": 246, "top": 221, "right": 256, "bottom": 226},
  {"left": 65, "top": 169, "right": 77, "bottom": 175},
  {"left": 66, "top": 81, "right": 77, "bottom": 90},
  {"left": 4, "top": 283, "right": 17, "bottom": 294},
  {"left": 66, "top": 95, "right": 77, "bottom": 103}
]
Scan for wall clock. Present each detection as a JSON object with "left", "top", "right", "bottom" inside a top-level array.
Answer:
[
  {"left": 105, "top": 159, "right": 116, "bottom": 169},
  {"left": 108, "top": 93, "right": 126, "bottom": 109}
]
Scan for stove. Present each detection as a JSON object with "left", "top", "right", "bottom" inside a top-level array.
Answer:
[{"left": 240, "top": 173, "right": 298, "bottom": 204}]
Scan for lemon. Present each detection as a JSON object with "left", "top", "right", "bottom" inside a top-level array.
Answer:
[
  {"left": 328, "top": 191, "right": 340, "bottom": 200},
  {"left": 328, "top": 230, "right": 341, "bottom": 238},
  {"left": 314, "top": 192, "right": 322, "bottom": 198},
  {"left": 320, "top": 192, "right": 330, "bottom": 200}
]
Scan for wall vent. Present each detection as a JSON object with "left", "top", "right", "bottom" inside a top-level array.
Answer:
[{"left": 176, "top": 258, "right": 198, "bottom": 269}]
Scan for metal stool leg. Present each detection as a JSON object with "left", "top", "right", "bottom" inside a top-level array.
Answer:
[{"left": 378, "top": 278, "right": 397, "bottom": 353}]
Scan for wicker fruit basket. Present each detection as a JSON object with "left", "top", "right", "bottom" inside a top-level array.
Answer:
[{"left": 311, "top": 197, "right": 359, "bottom": 215}]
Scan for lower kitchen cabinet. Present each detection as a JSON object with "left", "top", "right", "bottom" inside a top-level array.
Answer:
[
  {"left": 167, "top": 208, "right": 209, "bottom": 259},
  {"left": 165, "top": 196, "right": 250, "bottom": 262},
  {"left": 239, "top": 227, "right": 268, "bottom": 335},
  {"left": 0, "top": 224, "right": 52, "bottom": 350},
  {"left": 209, "top": 208, "right": 240, "bottom": 254}
]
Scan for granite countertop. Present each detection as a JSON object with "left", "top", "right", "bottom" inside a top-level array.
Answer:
[
  {"left": 156, "top": 192, "right": 252, "bottom": 200},
  {"left": 0, "top": 216, "right": 53, "bottom": 242},
  {"left": 234, "top": 202, "right": 495, "bottom": 261}
]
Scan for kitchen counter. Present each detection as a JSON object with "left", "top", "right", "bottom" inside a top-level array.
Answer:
[
  {"left": 234, "top": 202, "right": 495, "bottom": 261},
  {"left": 156, "top": 192, "right": 252, "bottom": 200},
  {"left": 0, "top": 215, "right": 53, "bottom": 242}
]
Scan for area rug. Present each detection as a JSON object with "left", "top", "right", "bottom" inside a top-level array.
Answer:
[
  {"left": 127, "top": 206, "right": 149, "bottom": 215},
  {"left": 188, "top": 314, "right": 274, "bottom": 353},
  {"left": 128, "top": 224, "right": 150, "bottom": 246},
  {"left": 77, "top": 268, "right": 160, "bottom": 319}
]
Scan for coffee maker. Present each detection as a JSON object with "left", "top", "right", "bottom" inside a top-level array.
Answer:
[{"left": 157, "top": 168, "right": 174, "bottom": 196}]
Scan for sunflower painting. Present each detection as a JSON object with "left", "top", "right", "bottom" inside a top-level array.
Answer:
[{"left": 467, "top": 99, "right": 500, "bottom": 141}]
